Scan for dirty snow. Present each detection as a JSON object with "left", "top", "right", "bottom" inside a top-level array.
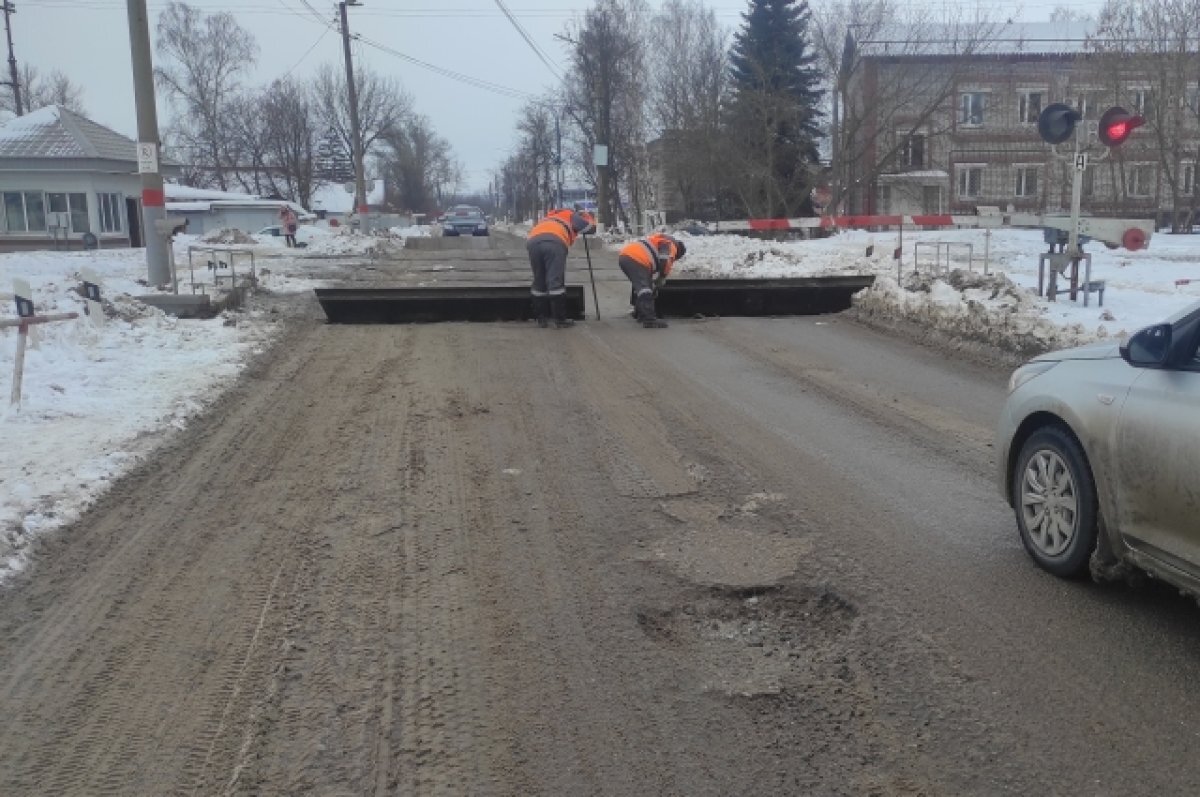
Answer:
[{"left": 2, "top": 224, "right": 1198, "bottom": 581}]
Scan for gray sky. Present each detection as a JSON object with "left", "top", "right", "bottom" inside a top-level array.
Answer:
[{"left": 22, "top": 0, "right": 1105, "bottom": 194}]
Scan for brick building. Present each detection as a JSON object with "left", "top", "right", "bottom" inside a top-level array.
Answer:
[{"left": 841, "top": 22, "right": 1197, "bottom": 227}]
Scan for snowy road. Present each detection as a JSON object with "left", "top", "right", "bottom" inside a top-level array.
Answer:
[{"left": 2, "top": 234, "right": 1200, "bottom": 793}]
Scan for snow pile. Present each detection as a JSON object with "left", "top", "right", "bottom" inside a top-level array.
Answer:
[
  {"left": 854, "top": 270, "right": 1104, "bottom": 360},
  {"left": 389, "top": 225, "right": 432, "bottom": 239},
  {"left": 201, "top": 228, "right": 256, "bottom": 245},
  {"left": 298, "top": 231, "right": 404, "bottom": 257},
  {"left": 0, "top": 248, "right": 321, "bottom": 580},
  {"left": 656, "top": 226, "right": 1200, "bottom": 351}
]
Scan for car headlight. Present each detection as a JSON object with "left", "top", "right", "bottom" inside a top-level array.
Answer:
[{"left": 1007, "top": 361, "right": 1058, "bottom": 394}]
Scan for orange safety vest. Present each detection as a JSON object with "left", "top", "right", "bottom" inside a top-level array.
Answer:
[
  {"left": 619, "top": 233, "right": 679, "bottom": 277},
  {"left": 528, "top": 209, "right": 580, "bottom": 247}
]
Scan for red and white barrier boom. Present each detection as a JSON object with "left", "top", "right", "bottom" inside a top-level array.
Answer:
[
  {"left": 710, "top": 213, "right": 1152, "bottom": 252},
  {"left": 4, "top": 278, "right": 79, "bottom": 408}
]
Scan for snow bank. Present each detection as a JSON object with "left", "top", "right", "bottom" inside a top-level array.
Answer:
[{"left": 0, "top": 248, "right": 321, "bottom": 580}]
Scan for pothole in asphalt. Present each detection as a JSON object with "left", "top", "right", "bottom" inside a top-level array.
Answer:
[{"left": 637, "top": 584, "right": 858, "bottom": 698}]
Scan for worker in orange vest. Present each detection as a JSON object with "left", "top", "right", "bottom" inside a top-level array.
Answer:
[
  {"left": 526, "top": 207, "right": 596, "bottom": 328},
  {"left": 617, "top": 233, "right": 686, "bottom": 328}
]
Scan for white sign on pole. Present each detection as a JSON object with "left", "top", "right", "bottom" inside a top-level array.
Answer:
[
  {"left": 593, "top": 144, "right": 608, "bottom": 167},
  {"left": 13, "top": 277, "right": 33, "bottom": 317},
  {"left": 137, "top": 142, "right": 159, "bottom": 174},
  {"left": 1075, "top": 152, "right": 1089, "bottom": 172}
]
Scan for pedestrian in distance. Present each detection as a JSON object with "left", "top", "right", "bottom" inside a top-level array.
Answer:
[
  {"left": 279, "top": 205, "right": 299, "bottom": 248},
  {"left": 526, "top": 207, "right": 596, "bottom": 328},
  {"left": 618, "top": 233, "right": 686, "bottom": 328}
]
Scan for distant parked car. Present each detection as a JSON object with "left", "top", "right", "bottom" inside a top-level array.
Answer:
[
  {"left": 442, "top": 205, "right": 489, "bottom": 237},
  {"left": 995, "top": 299, "right": 1200, "bottom": 594}
]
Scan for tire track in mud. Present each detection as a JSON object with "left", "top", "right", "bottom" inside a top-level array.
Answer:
[{"left": 0, "top": 309, "right": 405, "bottom": 795}]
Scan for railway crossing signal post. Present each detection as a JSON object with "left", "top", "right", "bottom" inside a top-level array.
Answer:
[{"left": 1037, "top": 102, "right": 1144, "bottom": 301}]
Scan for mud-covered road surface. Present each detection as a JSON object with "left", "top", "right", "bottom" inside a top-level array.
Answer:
[{"left": 4, "top": 233, "right": 1200, "bottom": 795}]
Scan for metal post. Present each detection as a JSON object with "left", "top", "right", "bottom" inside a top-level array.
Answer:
[
  {"left": 1067, "top": 132, "right": 1086, "bottom": 302},
  {"left": 3, "top": 1, "right": 20, "bottom": 117},
  {"left": 555, "top": 111, "right": 564, "bottom": 209},
  {"left": 339, "top": 1, "right": 368, "bottom": 227},
  {"left": 10, "top": 320, "right": 25, "bottom": 406},
  {"left": 126, "top": 0, "right": 170, "bottom": 286}
]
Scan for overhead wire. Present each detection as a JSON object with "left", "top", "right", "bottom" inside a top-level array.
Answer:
[
  {"left": 281, "top": 22, "right": 333, "bottom": 78},
  {"left": 490, "top": 0, "right": 565, "bottom": 82},
  {"left": 354, "top": 33, "right": 537, "bottom": 100}
]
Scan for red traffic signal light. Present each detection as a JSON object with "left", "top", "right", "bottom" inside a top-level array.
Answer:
[
  {"left": 1037, "top": 103, "right": 1081, "bottom": 145},
  {"left": 1098, "top": 106, "right": 1145, "bottom": 147}
]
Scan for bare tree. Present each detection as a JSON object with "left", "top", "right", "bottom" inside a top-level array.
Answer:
[
  {"left": 1091, "top": 0, "right": 1200, "bottom": 231},
  {"left": 1, "top": 65, "right": 87, "bottom": 116},
  {"left": 379, "top": 113, "right": 460, "bottom": 215},
  {"left": 649, "top": 0, "right": 729, "bottom": 219},
  {"left": 312, "top": 64, "right": 412, "bottom": 185},
  {"left": 224, "top": 92, "right": 271, "bottom": 196},
  {"left": 562, "top": 0, "right": 652, "bottom": 228},
  {"left": 261, "top": 78, "right": 320, "bottom": 207},
  {"left": 154, "top": 1, "right": 258, "bottom": 190},
  {"left": 516, "top": 101, "right": 557, "bottom": 213},
  {"left": 813, "top": 1, "right": 1000, "bottom": 215}
]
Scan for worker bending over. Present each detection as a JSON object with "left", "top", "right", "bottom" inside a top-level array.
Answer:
[
  {"left": 617, "top": 233, "right": 686, "bottom": 329},
  {"left": 526, "top": 207, "right": 596, "bottom": 328}
]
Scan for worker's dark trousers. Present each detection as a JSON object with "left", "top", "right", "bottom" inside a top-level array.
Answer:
[
  {"left": 528, "top": 236, "right": 569, "bottom": 321},
  {"left": 619, "top": 255, "right": 656, "bottom": 320}
]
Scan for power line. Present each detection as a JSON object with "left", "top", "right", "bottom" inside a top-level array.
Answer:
[
  {"left": 355, "top": 33, "right": 536, "bottom": 99},
  {"left": 491, "top": 0, "right": 564, "bottom": 81},
  {"left": 281, "top": 21, "right": 332, "bottom": 78}
]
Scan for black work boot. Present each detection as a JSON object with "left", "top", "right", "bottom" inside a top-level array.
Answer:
[
  {"left": 550, "top": 295, "right": 574, "bottom": 328},
  {"left": 532, "top": 296, "right": 550, "bottom": 328},
  {"left": 636, "top": 293, "right": 667, "bottom": 328}
]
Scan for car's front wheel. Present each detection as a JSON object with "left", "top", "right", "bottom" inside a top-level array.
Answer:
[{"left": 1012, "top": 426, "right": 1099, "bottom": 577}]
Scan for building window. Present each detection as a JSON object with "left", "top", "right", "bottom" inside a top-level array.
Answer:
[
  {"left": 1129, "top": 164, "right": 1155, "bottom": 197},
  {"left": 68, "top": 192, "right": 90, "bottom": 233},
  {"left": 1182, "top": 164, "right": 1194, "bottom": 196},
  {"left": 957, "top": 166, "right": 983, "bottom": 198},
  {"left": 960, "top": 92, "right": 985, "bottom": 126},
  {"left": 1018, "top": 91, "right": 1043, "bottom": 124},
  {"left": 1132, "top": 88, "right": 1155, "bottom": 120},
  {"left": 901, "top": 133, "right": 925, "bottom": 168},
  {"left": 2, "top": 191, "right": 47, "bottom": 233},
  {"left": 1014, "top": 166, "right": 1039, "bottom": 197},
  {"left": 98, "top": 192, "right": 123, "bottom": 233},
  {"left": 1076, "top": 90, "right": 1103, "bottom": 120}
]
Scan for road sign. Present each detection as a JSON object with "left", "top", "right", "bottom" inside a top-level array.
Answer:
[
  {"left": 593, "top": 144, "right": 608, "bottom": 167},
  {"left": 13, "top": 278, "right": 33, "bottom": 318},
  {"left": 137, "top": 142, "right": 159, "bottom": 174},
  {"left": 1075, "top": 153, "right": 1089, "bottom": 171}
]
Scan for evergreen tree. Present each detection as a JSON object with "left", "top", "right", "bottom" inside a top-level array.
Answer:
[
  {"left": 315, "top": 128, "right": 354, "bottom": 182},
  {"left": 726, "top": 0, "right": 824, "bottom": 217}
]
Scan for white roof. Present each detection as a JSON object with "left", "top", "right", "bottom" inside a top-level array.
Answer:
[
  {"left": 164, "top": 183, "right": 312, "bottom": 218},
  {"left": 165, "top": 184, "right": 264, "bottom": 202},
  {"left": 310, "top": 179, "right": 386, "bottom": 213},
  {"left": 0, "top": 105, "right": 142, "bottom": 161}
]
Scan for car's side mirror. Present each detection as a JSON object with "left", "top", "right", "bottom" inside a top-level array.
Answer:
[{"left": 1120, "top": 323, "right": 1173, "bottom": 367}]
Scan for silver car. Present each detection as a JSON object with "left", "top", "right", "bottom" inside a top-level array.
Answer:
[{"left": 996, "top": 299, "right": 1200, "bottom": 593}]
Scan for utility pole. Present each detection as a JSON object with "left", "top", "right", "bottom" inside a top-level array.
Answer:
[
  {"left": 554, "top": 109, "right": 563, "bottom": 208},
  {"left": 338, "top": 1, "right": 368, "bottom": 228},
  {"left": 3, "top": 1, "right": 21, "bottom": 116},
  {"left": 126, "top": 0, "right": 170, "bottom": 286}
]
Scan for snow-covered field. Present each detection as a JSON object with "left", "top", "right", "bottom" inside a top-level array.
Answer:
[{"left": 2, "top": 224, "right": 1198, "bottom": 580}]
